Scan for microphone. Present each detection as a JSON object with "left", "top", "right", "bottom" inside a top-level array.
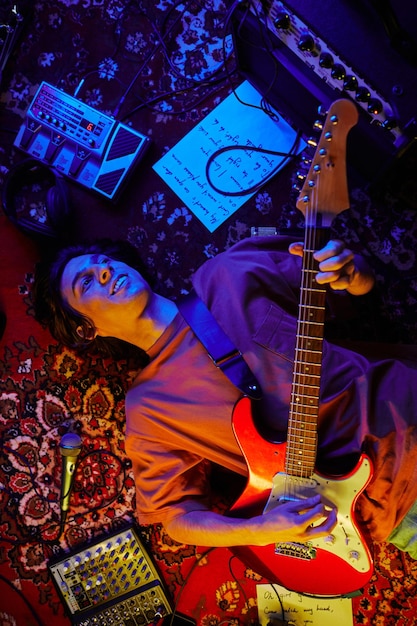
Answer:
[{"left": 59, "top": 432, "right": 82, "bottom": 534}]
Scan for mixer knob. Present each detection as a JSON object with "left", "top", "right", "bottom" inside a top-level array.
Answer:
[
  {"left": 319, "top": 52, "right": 333, "bottom": 68},
  {"left": 343, "top": 75, "right": 358, "bottom": 91},
  {"left": 273, "top": 10, "right": 290, "bottom": 30},
  {"left": 330, "top": 63, "right": 345, "bottom": 80},
  {"left": 298, "top": 33, "right": 315, "bottom": 53}
]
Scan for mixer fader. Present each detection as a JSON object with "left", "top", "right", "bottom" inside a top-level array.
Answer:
[{"left": 49, "top": 525, "right": 172, "bottom": 625}]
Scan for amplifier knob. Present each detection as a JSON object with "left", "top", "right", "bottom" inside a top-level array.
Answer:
[
  {"left": 330, "top": 63, "right": 346, "bottom": 80},
  {"left": 274, "top": 11, "right": 290, "bottom": 30},
  {"left": 356, "top": 86, "right": 371, "bottom": 102},
  {"left": 319, "top": 52, "right": 333, "bottom": 68},
  {"left": 367, "top": 98, "right": 383, "bottom": 115},
  {"left": 343, "top": 75, "right": 358, "bottom": 91},
  {"left": 382, "top": 116, "right": 397, "bottom": 130},
  {"left": 298, "top": 33, "right": 315, "bottom": 53}
]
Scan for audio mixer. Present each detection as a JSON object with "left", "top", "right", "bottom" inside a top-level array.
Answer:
[
  {"left": 14, "top": 82, "right": 150, "bottom": 201},
  {"left": 48, "top": 525, "right": 172, "bottom": 625}
]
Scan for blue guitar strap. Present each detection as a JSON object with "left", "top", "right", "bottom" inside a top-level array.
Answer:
[{"left": 177, "top": 291, "right": 262, "bottom": 400}]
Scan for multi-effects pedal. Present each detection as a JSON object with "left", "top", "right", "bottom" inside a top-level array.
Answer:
[
  {"left": 14, "top": 82, "right": 150, "bottom": 201},
  {"left": 48, "top": 525, "right": 172, "bottom": 625}
]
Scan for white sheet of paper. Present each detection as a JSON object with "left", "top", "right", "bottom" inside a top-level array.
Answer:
[
  {"left": 153, "top": 81, "right": 305, "bottom": 232},
  {"left": 256, "top": 584, "right": 354, "bottom": 626}
]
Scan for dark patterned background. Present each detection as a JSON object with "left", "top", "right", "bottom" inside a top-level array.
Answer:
[{"left": 1, "top": 1, "right": 417, "bottom": 625}]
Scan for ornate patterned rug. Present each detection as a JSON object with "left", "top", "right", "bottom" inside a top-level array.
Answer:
[{"left": 1, "top": 1, "right": 417, "bottom": 625}]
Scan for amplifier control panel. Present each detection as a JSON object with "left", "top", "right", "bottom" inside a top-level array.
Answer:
[
  {"left": 14, "top": 82, "right": 150, "bottom": 201},
  {"left": 249, "top": 0, "right": 406, "bottom": 148}
]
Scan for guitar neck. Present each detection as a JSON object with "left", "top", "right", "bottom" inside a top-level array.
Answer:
[{"left": 286, "top": 225, "right": 329, "bottom": 478}]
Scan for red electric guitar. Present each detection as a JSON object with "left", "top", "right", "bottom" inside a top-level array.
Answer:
[{"left": 230, "top": 99, "right": 374, "bottom": 597}]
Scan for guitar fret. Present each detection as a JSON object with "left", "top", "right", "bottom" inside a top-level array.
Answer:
[
  {"left": 300, "top": 286, "right": 326, "bottom": 293},
  {"left": 287, "top": 439, "right": 317, "bottom": 448},
  {"left": 287, "top": 421, "right": 317, "bottom": 430},
  {"left": 294, "top": 371, "right": 320, "bottom": 380},
  {"left": 291, "top": 389, "right": 321, "bottom": 397},
  {"left": 295, "top": 353, "right": 323, "bottom": 361},
  {"left": 290, "top": 408, "right": 319, "bottom": 418}
]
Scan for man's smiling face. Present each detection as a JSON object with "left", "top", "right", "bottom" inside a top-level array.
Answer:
[{"left": 60, "top": 253, "right": 152, "bottom": 337}]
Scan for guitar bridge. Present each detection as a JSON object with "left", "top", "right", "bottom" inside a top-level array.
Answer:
[{"left": 274, "top": 541, "right": 317, "bottom": 560}]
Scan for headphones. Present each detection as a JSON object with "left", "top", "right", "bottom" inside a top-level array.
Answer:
[{"left": 1, "top": 158, "right": 72, "bottom": 238}]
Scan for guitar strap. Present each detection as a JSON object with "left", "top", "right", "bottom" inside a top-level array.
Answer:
[{"left": 177, "top": 291, "right": 262, "bottom": 400}]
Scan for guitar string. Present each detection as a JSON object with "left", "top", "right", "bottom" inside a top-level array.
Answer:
[{"left": 286, "top": 174, "right": 322, "bottom": 500}]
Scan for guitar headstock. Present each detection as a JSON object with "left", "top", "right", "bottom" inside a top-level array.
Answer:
[{"left": 296, "top": 99, "right": 359, "bottom": 227}]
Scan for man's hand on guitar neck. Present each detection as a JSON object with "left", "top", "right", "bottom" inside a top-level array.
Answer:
[{"left": 289, "top": 239, "right": 375, "bottom": 296}]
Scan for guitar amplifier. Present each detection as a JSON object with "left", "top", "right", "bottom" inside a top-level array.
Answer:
[
  {"left": 14, "top": 82, "right": 150, "bottom": 201},
  {"left": 231, "top": 0, "right": 417, "bottom": 181},
  {"left": 48, "top": 525, "right": 172, "bottom": 625}
]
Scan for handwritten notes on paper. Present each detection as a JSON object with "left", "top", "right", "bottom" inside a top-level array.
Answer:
[
  {"left": 153, "top": 81, "right": 304, "bottom": 232},
  {"left": 256, "top": 584, "right": 354, "bottom": 626}
]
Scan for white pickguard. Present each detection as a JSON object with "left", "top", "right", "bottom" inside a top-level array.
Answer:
[{"left": 263, "top": 456, "right": 373, "bottom": 573}]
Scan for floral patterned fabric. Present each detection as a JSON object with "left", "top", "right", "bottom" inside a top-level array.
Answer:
[{"left": 1, "top": 0, "right": 417, "bottom": 624}]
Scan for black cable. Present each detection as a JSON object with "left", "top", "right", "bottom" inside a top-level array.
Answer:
[
  {"left": 0, "top": 573, "right": 47, "bottom": 626},
  {"left": 0, "top": 444, "right": 129, "bottom": 544},
  {"left": 227, "top": 554, "right": 251, "bottom": 612},
  {"left": 205, "top": 134, "right": 302, "bottom": 196},
  {"left": 119, "top": 0, "right": 237, "bottom": 120},
  {"left": 167, "top": 546, "right": 216, "bottom": 625},
  {"left": 112, "top": 0, "right": 195, "bottom": 118}
]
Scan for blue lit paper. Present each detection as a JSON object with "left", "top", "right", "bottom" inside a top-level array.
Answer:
[{"left": 153, "top": 81, "right": 305, "bottom": 232}]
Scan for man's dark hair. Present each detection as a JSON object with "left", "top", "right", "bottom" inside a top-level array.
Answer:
[{"left": 32, "top": 239, "right": 152, "bottom": 366}]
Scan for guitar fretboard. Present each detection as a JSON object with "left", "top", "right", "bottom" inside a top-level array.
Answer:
[{"left": 286, "top": 231, "right": 328, "bottom": 478}]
